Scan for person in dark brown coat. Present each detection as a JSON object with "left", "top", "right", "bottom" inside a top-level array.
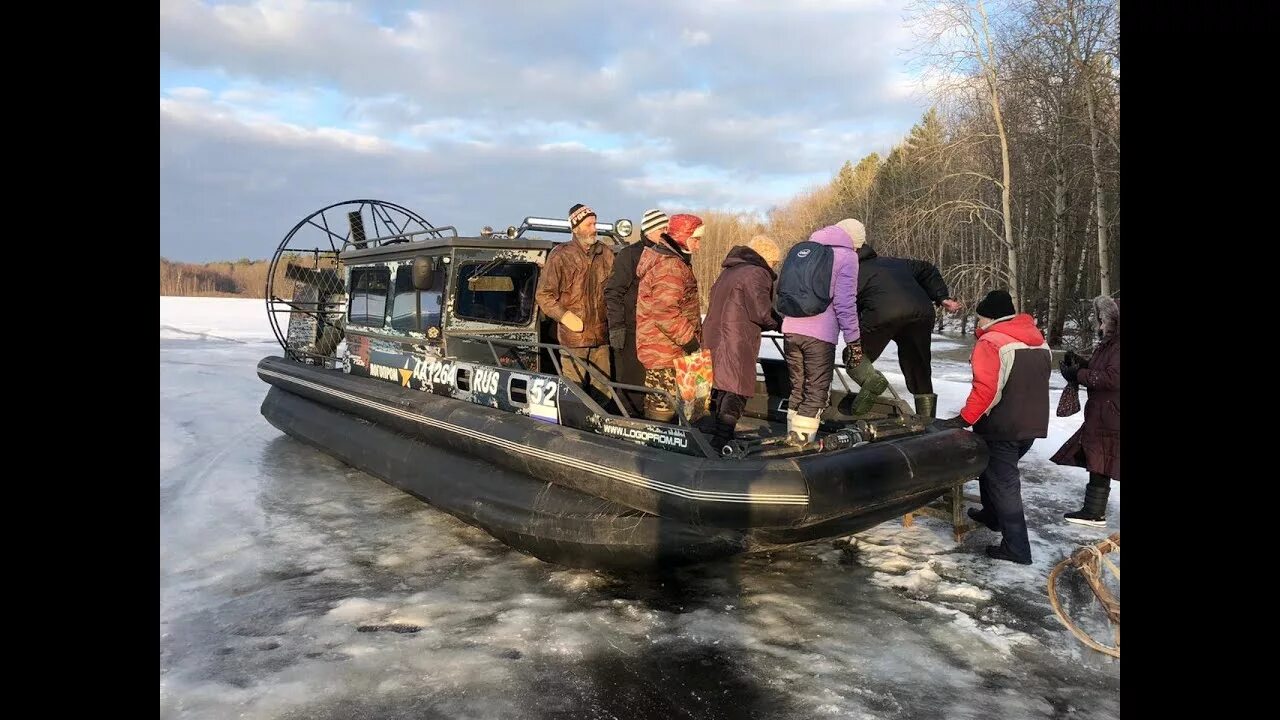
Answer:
[
  {"left": 535, "top": 203, "right": 615, "bottom": 400},
  {"left": 1050, "top": 296, "right": 1121, "bottom": 527},
  {"left": 699, "top": 235, "right": 782, "bottom": 451}
]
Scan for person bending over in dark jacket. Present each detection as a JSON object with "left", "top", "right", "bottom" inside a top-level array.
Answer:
[{"left": 835, "top": 218, "right": 961, "bottom": 419}]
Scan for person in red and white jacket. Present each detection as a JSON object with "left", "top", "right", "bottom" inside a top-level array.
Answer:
[{"left": 933, "top": 289, "right": 1051, "bottom": 564}]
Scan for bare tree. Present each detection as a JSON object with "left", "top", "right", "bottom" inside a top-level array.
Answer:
[
  {"left": 911, "top": 0, "right": 1024, "bottom": 308},
  {"left": 1058, "top": 0, "right": 1118, "bottom": 296}
]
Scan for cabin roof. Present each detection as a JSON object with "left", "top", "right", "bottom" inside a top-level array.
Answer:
[{"left": 340, "top": 235, "right": 560, "bottom": 262}]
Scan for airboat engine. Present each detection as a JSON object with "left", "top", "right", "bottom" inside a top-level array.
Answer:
[{"left": 265, "top": 199, "right": 436, "bottom": 365}]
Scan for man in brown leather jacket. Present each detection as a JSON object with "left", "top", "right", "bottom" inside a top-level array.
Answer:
[{"left": 535, "top": 203, "right": 616, "bottom": 400}]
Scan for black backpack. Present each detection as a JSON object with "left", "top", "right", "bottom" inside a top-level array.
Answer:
[{"left": 773, "top": 241, "right": 834, "bottom": 317}]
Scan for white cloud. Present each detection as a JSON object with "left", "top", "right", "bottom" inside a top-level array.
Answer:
[
  {"left": 169, "top": 86, "right": 212, "bottom": 102},
  {"left": 160, "top": 0, "right": 935, "bottom": 260},
  {"left": 681, "top": 28, "right": 711, "bottom": 46},
  {"left": 536, "top": 141, "right": 590, "bottom": 152}
]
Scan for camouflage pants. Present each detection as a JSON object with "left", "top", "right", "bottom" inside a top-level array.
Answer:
[{"left": 643, "top": 368, "right": 679, "bottom": 422}]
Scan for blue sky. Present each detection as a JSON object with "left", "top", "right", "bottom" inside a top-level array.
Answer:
[{"left": 160, "top": 0, "right": 933, "bottom": 261}]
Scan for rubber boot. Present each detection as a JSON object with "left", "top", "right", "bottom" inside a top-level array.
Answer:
[
  {"left": 1064, "top": 479, "right": 1110, "bottom": 527},
  {"left": 914, "top": 393, "right": 938, "bottom": 419},
  {"left": 847, "top": 360, "right": 889, "bottom": 415}
]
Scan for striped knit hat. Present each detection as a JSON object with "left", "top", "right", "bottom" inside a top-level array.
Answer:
[{"left": 641, "top": 208, "right": 669, "bottom": 236}]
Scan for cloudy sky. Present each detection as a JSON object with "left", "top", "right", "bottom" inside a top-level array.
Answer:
[{"left": 160, "top": 0, "right": 932, "bottom": 262}]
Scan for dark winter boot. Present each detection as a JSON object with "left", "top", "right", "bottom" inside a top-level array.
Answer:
[
  {"left": 1064, "top": 480, "right": 1110, "bottom": 527},
  {"left": 693, "top": 414, "right": 717, "bottom": 437},
  {"left": 709, "top": 418, "right": 737, "bottom": 456},
  {"left": 847, "top": 360, "right": 889, "bottom": 416},
  {"left": 967, "top": 506, "right": 998, "bottom": 531},
  {"left": 985, "top": 544, "right": 1032, "bottom": 565},
  {"left": 914, "top": 393, "right": 938, "bottom": 419}
]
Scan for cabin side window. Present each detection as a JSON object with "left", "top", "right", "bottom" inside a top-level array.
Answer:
[
  {"left": 348, "top": 266, "right": 391, "bottom": 328},
  {"left": 453, "top": 262, "right": 538, "bottom": 325},
  {"left": 390, "top": 262, "right": 445, "bottom": 335}
]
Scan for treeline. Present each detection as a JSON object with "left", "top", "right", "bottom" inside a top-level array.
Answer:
[
  {"left": 689, "top": 0, "right": 1118, "bottom": 347},
  {"left": 160, "top": 257, "right": 298, "bottom": 298}
]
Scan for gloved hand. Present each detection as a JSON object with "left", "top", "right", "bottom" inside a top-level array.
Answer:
[
  {"left": 561, "top": 311, "right": 584, "bottom": 333},
  {"left": 843, "top": 341, "right": 863, "bottom": 368},
  {"left": 609, "top": 327, "right": 627, "bottom": 350},
  {"left": 1060, "top": 362, "right": 1080, "bottom": 385},
  {"left": 1064, "top": 350, "right": 1089, "bottom": 370},
  {"left": 681, "top": 338, "right": 701, "bottom": 354},
  {"left": 931, "top": 415, "right": 969, "bottom": 431},
  {"left": 1060, "top": 353, "right": 1082, "bottom": 385}
]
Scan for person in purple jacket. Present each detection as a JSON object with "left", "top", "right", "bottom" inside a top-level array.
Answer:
[{"left": 780, "top": 225, "right": 861, "bottom": 445}]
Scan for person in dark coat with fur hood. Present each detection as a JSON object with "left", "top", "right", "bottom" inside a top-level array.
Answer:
[
  {"left": 1050, "top": 295, "right": 1121, "bottom": 527},
  {"left": 699, "top": 235, "right": 783, "bottom": 451}
]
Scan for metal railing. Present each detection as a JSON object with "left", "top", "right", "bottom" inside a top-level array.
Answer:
[
  {"left": 450, "top": 334, "right": 720, "bottom": 458},
  {"left": 513, "top": 216, "right": 627, "bottom": 240},
  {"left": 450, "top": 334, "right": 678, "bottom": 421},
  {"left": 340, "top": 226, "right": 458, "bottom": 253},
  {"left": 761, "top": 332, "right": 910, "bottom": 411}
]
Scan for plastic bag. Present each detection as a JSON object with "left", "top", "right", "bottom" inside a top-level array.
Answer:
[
  {"left": 672, "top": 349, "right": 714, "bottom": 421},
  {"left": 1056, "top": 383, "right": 1081, "bottom": 417}
]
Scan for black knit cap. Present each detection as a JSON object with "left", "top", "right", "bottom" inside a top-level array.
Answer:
[
  {"left": 976, "top": 289, "right": 1016, "bottom": 319},
  {"left": 568, "top": 203, "right": 596, "bottom": 229}
]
